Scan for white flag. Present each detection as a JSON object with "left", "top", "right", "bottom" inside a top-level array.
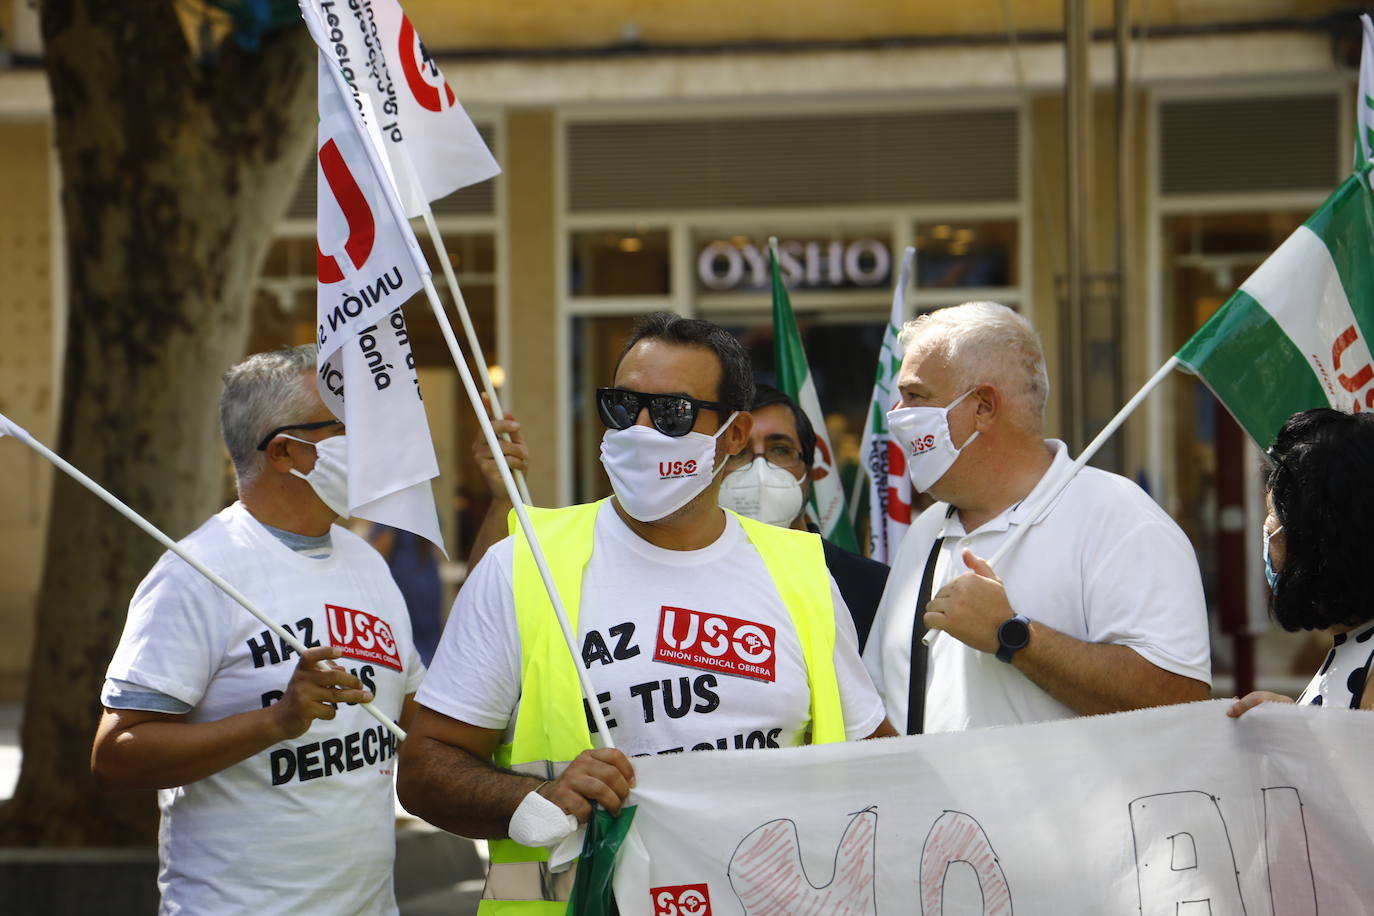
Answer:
[
  {"left": 309, "top": 0, "right": 500, "bottom": 217},
  {"left": 308, "top": 38, "right": 445, "bottom": 552},
  {"left": 1358, "top": 14, "right": 1374, "bottom": 169},
  {"left": 858, "top": 247, "right": 914, "bottom": 564}
]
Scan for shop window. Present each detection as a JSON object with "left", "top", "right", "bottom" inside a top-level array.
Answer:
[
  {"left": 913, "top": 220, "right": 1017, "bottom": 289},
  {"left": 569, "top": 229, "right": 670, "bottom": 296}
]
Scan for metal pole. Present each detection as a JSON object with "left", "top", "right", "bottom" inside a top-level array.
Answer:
[{"left": 1064, "top": 0, "right": 1093, "bottom": 453}]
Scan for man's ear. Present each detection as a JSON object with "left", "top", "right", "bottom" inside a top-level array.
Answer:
[
  {"left": 720, "top": 410, "right": 752, "bottom": 455},
  {"left": 263, "top": 437, "right": 296, "bottom": 472},
  {"left": 972, "top": 383, "right": 1000, "bottom": 430}
]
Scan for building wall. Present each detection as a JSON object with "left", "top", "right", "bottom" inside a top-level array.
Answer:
[
  {"left": 405, "top": 0, "right": 1344, "bottom": 50},
  {"left": 1025, "top": 87, "right": 1154, "bottom": 466},
  {"left": 0, "top": 119, "right": 55, "bottom": 700},
  {"left": 503, "top": 109, "right": 561, "bottom": 506}
]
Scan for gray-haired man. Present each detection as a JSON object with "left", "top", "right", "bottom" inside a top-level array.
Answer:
[
  {"left": 864, "top": 302, "right": 1211, "bottom": 735},
  {"left": 93, "top": 344, "right": 424, "bottom": 915}
]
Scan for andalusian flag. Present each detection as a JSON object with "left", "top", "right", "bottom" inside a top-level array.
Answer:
[
  {"left": 857, "top": 247, "right": 915, "bottom": 564},
  {"left": 1177, "top": 169, "right": 1374, "bottom": 447},
  {"left": 1356, "top": 14, "right": 1374, "bottom": 168},
  {"left": 768, "top": 239, "right": 859, "bottom": 551}
]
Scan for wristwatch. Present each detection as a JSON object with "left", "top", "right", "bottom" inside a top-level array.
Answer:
[{"left": 995, "top": 614, "right": 1031, "bottom": 663}]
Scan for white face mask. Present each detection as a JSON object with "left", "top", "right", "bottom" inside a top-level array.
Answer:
[
  {"left": 719, "top": 457, "right": 806, "bottom": 528},
  {"left": 886, "top": 388, "right": 980, "bottom": 494},
  {"left": 600, "top": 413, "right": 738, "bottom": 523},
  {"left": 281, "top": 434, "right": 350, "bottom": 518}
]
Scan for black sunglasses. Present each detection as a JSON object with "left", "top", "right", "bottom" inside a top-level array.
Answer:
[
  {"left": 596, "top": 387, "right": 730, "bottom": 438},
  {"left": 256, "top": 419, "right": 344, "bottom": 451}
]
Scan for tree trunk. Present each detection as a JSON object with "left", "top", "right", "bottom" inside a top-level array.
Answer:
[{"left": 0, "top": 2, "right": 315, "bottom": 845}]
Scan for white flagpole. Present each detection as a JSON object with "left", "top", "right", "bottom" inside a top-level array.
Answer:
[
  {"left": 845, "top": 461, "right": 866, "bottom": 529},
  {"left": 419, "top": 274, "right": 616, "bottom": 750},
  {"left": 0, "top": 413, "right": 407, "bottom": 741},
  {"left": 417, "top": 207, "right": 533, "bottom": 506},
  {"left": 923, "top": 355, "right": 1180, "bottom": 648}
]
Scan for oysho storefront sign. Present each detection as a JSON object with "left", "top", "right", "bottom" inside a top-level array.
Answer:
[{"left": 697, "top": 238, "right": 891, "bottom": 291}]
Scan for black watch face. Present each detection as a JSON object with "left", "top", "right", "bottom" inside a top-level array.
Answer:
[{"left": 999, "top": 617, "right": 1030, "bottom": 650}]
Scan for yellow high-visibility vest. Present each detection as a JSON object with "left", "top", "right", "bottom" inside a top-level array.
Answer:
[{"left": 478, "top": 499, "right": 845, "bottom": 914}]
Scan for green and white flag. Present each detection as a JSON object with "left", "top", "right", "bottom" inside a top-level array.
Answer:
[
  {"left": 769, "top": 239, "right": 859, "bottom": 551},
  {"left": 1357, "top": 14, "right": 1374, "bottom": 168},
  {"left": 858, "top": 246, "right": 915, "bottom": 564},
  {"left": 1176, "top": 170, "right": 1374, "bottom": 447}
]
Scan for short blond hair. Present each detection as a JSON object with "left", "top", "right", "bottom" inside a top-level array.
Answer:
[{"left": 898, "top": 301, "right": 1048, "bottom": 432}]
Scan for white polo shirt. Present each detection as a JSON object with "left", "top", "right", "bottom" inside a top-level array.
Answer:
[{"left": 863, "top": 440, "right": 1211, "bottom": 733}]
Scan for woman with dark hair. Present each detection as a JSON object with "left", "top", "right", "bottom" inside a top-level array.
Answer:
[{"left": 1229, "top": 407, "right": 1374, "bottom": 717}]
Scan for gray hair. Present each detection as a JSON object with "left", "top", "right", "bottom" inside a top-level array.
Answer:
[
  {"left": 898, "top": 301, "right": 1049, "bottom": 432},
  {"left": 220, "top": 344, "right": 321, "bottom": 486}
]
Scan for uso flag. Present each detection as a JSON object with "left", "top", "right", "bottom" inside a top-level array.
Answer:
[
  {"left": 857, "top": 247, "right": 915, "bottom": 564},
  {"left": 303, "top": 6, "right": 446, "bottom": 552},
  {"left": 309, "top": 0, "right": 500, "bottom": 217}
]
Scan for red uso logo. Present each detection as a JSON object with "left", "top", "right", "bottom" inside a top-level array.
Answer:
[
  {"left": 651, "top": 884, "right": 712, "bottom": 916},
  {"left": 326, "top": 605, "right": 403, "bottom": 671},
  {"left": 1331, "top": 324, "right": 1374, "bottom": 411},
  {"left": 659, "top": 459, "right": 698, "bottom": 479},
  {"left": 910, "top": 433, "right": 937, "bottom": 456},
  {"left": 655, "top": 607, "right": 776, "bottom": 682},
  {"left": 315, "top": 139, "right": 377, "bottom": 284},
  {"left": 397, "top": 14, "right": 456, "bottom": 112}
]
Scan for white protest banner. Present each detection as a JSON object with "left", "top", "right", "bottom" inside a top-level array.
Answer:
[
  {"left": 612, "top": 701, "right": 1370, "bottom": 914},
  {"left": 308, "top": 0, "right": 500, "bottom": 217},
  {"left": 311, "top": 47, "right": 427, "bottom": 357},
  {"left": 371, "top": 0, "right": 500, "bottom": 213},
  {"left": 307, "top": 29, "right": 443, "bottom": 549},
  {"left": 306, "top": 0, "right": 530, "bottom": 505},
  {"left": 319, "top": 308, "right": 443, "bottom": 547}
]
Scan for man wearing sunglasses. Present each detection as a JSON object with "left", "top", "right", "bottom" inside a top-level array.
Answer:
[
  {"left": 719, "top": 384, "right": 890, "bottom": 650},
  {"left": 399, "top": 313, "right": 892, "bottom": 914},
  {"left": 94, "top": 345, "right": 425, "bottom": 915}
]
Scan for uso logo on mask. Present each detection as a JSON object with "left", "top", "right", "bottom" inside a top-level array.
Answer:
[
  {"left": 659, "top": 459, "right": 699, "bottom": 479},
  {"left": 327, "top": 605, "right": 403, "bottom": 671},
  {"left": 651, "top": 884, "right": 712, "bottom": 916},
  {"left": 655, "top": 607, "right": 776, "bottom": 682},
  {"left": 910, "top": 434, "right": 937, "bottom": 456}
]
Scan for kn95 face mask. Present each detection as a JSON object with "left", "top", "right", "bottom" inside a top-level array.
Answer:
[{"left": 719, "top": 457, "right": 806, "bottom": 528}]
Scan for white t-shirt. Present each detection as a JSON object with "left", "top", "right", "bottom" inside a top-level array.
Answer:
[
  {"left": 418, "top": 503, "right": 884, "bottom": 755},
  {"left": 105, "top": 502, "right": 425, "bottom": 916},
  {"left": 864, "top": 440, "right": 1211, "bottom": 733}
]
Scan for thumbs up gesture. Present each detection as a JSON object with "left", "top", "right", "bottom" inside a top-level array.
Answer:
[{"left": 923, "top": 548, "right": 1015, "bottom": 655}]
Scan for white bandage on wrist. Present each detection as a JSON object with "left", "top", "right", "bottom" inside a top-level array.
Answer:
[{"left": 508, "top": 786, "right": 579, "bottom": 848}]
